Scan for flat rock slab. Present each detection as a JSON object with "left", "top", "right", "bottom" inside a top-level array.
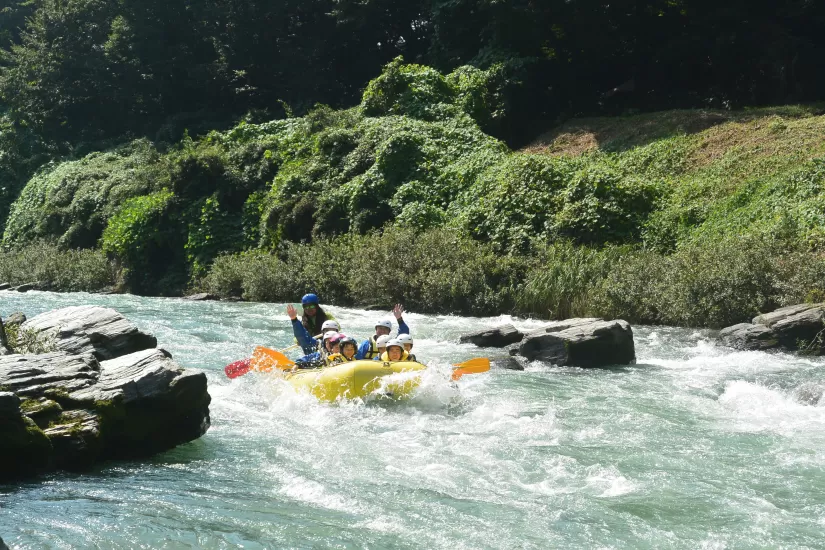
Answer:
[
  {"left": 459, "top": 324, "right": 524, "bottom": 347},
  {"left": 719, "top": 303, "right": 825, "bottom": 354},
  {"left": 72, "top": 348, "right": 183, "bottom": 404},
  {"left": 517, "top": 319, "right": 636, "bottom": 367},
  {"left": 21, "top": 306, "right": 157, "bottom": 360},
  {"left": 0, "top": 352, "right": 100, "bottom": 397}
]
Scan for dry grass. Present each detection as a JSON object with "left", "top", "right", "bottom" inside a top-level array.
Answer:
[{"left": 524, "top": 105, "right": 825, "bottom": 160}]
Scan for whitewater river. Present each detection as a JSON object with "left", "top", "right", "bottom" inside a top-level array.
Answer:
[{"left": 1, "top": 292, "right": 824, "bottom": 549}]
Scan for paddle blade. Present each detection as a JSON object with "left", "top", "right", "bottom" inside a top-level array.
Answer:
[
  {"left": 451, "top": 358, "right": 491, "bottom": 381},
  {"left": 225, "top": 357, "right": 252, "bottom": 379},
  {"left": 252, "top": 346, "right": 296, "bottom": 372}
]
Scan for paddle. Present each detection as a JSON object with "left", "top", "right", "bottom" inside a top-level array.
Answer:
[
  {"left": 224, "top": 339, "right": 314, "bottom": 379},
  {"left": 451, "top": 358, "right": 491, "bottom": 381},
  {"left": 250, "top": 346, "right": 296, "bottom": 372}
]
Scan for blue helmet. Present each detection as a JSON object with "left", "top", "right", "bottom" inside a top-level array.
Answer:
[{"left": 301, "top": 293, "right": 319, "bottom": 305}]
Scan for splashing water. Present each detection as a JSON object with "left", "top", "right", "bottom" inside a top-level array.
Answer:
[{"left": 1, "top": 292, "right": 825, "bottom": 548}]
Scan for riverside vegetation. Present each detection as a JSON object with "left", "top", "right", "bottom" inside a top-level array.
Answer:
[
  {"left": 2, "top": 86, "right": 825, "bottom": 327},
  {"left": 1, "top": 1, "right": 825, "bottom": 329}
]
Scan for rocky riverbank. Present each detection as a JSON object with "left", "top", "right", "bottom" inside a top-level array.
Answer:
[{"left": 0, "top": 306, "right": 211, "bottom": 480}]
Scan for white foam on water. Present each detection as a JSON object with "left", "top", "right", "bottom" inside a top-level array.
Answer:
[{"left": 718, "top": 380, "right": 825, "bottom": 436}]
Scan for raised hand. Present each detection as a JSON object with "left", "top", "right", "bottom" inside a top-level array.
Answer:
[
  {"left": 286, "top": 304, "right": 298, "bottom": 320},
  {"left": 392, "top": 304, "right": 404, "bottom": 320}
]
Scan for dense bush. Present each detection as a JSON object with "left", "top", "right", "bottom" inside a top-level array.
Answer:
[
  {"left": 2, "top": 140, "right": 163, "bottom": 248},
  {"left": 204, "top": 227, "right": 524, "bottom": 315},
  {"left": 0, "top": 243, "right": 117, "bottom": 292}
]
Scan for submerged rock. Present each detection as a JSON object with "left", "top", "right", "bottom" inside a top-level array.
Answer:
[
  {"left": 517, "top": 319, "right": 636, "bottom": 367},
  {"left": 459, "top": 324, "right": 524, "bottom": 347},
  {"left": 21, "top": 305, "right": 157, "bottom": 360},
  {"left": 185, "top": 293, "right": 218, "bottom": 301},
  {"left": 719, "top": 303, "right": 825, "bottom": 354},
  {"left": 0, "top": 308, "right": 210, "bottom": 480}
]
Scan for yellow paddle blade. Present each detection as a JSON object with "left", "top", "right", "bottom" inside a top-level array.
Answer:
[
  {"left": 451, "top": 358, "right": 490, "bottom": 381},
  {"left": 251, "top": 346, "right": 296, "bottom": 372}
]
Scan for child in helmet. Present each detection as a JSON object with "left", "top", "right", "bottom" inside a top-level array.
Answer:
[
  {"left": 380, "top": 339, "right": 410, "bottom": 362},
  {"left": 327, "top": 336, "right": 358, "bottom": 365},
  {"left": 371, "top": 335, "right": 392, "bottom": 360},
  {"left": 295, "top": 330, "right": 339, "bottom": 369},
  {"left": 356, "top": 304, "right": 410, "bottom": 359},
  {"left": 396, "top": 333, "right": 416, "bottom": 362}
]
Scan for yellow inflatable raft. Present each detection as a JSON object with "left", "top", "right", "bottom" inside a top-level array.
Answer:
[{"left": 285, "top": 360, "right": 427, "bottom": 401}]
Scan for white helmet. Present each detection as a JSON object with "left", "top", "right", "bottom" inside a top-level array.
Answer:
[
  {"left": 322, "top": 331, "right": 339, "bottom": 342},
  {"left": 321, "top": 320, "right": 340, "bottom": 332},
  {"left": 396, "top": 334, "right": 413, "bottom": 346},
  {"left": 385, "top": 338, "right": 403, "bottom": 350},
  {"left": 376, "top": 335, "right": 392, "bottom": 348},
  {"left": 375, "top": 320, "right": 393, "bottom": 330}
]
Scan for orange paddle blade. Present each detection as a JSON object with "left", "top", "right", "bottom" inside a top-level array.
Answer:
[
  {"left": 451, "top": 358, "right": 491, "bottom": 381},
  {"left": 251, "top": 346, "right": 296, "bottom": 372}
]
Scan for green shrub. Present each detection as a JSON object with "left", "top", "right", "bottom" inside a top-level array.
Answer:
[
  {"left": 203, "top": 227, "right": 523, "bottom": 315},
  {"left": 0, "top": 242, "right": 117, "bottom": 291},
  {"left": 361, "top": 57, "right": 456, "bottom": 120},
  {"left": 516, "top": 243, "right": 624, "bottom": 319},
  {"left": 3, "top": 140, "right": 164, "bottom": 249},
  {"left": 101, "top": 189, "right": 183, "bottom": 293}
]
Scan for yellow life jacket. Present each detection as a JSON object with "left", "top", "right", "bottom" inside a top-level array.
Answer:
[
  {"left": 379, "top": 350, "right": 410, "bottom": 362},
  {"left": 363, "top": 336, "right": 380, "bottom": 359},
  {"left": 326, "top": 353, "right": 356, "bottom": 366}
]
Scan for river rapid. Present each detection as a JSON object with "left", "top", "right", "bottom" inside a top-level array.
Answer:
[{"left": 1, "top": 292, "right": 824, "bottom": 549}]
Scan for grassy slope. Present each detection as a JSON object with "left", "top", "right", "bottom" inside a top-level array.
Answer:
[{"left": 523, "top": 105, "right": 825, "bottom": 248}]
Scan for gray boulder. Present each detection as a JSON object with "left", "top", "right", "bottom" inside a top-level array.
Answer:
[
  {"left": 185, "top": 293, "right": 218, "bottom": 301},
  {"left": 4, "top": 312, "right": 27, "bottom": 327},
  {"left": 491, "top": 357, "right": 525, "bottom": 371},
  {"left": 753, "top": 303, "right": 825, "bottom": 353},
  {"left": 718, "top": 323, "right": 780, "bottom": 351},
  {"left": 459, "top": 324, "right": 524, "bottom": 348},
  {"left": 517, "top": 319, "right": 636, "bottom": 367},
  {"left": 0, "top": 347, "right": 210, "bottom": 479},
  {"left": 20, "top": 306, "right": 157, "bottom": 360},
  {"left": 0, "top": 316, "right": 7, "bottom": 355},
  {"left": 13, "top": 282, "right": 37, "bottom": 292},
  {"left": 71, "top": 348, "right": 211, "bottom": 457},
  {"left": 719, "top": 303, "right": 825, "bottom": 354}
]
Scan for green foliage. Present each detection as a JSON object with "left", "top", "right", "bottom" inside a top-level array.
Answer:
[
  {"left": 204, "top": 227, "right": 523, "bottom": 315},
  {"left": 463, "top": 154, "right": 662, "bottom": 252},
  {"left": 0, "top": 242, "right": 117, "bottom": 292},
  {"left": 362, "top": 57, "right": 456, "bottom": 120},
  {"left": 101, "top": 190, "right": 181, "bottom": 293},
  {"left": 3, "top": 140, "right": 163, "bottom": 248}
]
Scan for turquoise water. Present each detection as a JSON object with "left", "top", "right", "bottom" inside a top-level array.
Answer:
[{"left": 1, "top": 291, "right": 825, "bottom": 549}]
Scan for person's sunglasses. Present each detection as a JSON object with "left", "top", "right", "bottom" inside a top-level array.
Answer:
[{"left": 303, "top": 304, "right": 317, "bottom": 310}]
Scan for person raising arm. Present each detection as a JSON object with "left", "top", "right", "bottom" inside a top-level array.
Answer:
[{"left": 356, "top": 304, "right": 410, "bottom": 360}]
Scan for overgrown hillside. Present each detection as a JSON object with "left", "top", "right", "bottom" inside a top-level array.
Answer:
[{"left": 2, "top": 61, "right": 825, "bottom": 327}]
